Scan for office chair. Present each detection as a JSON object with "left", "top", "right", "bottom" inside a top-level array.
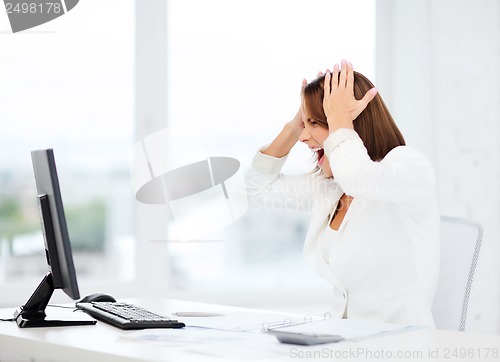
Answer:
[{"left": 432, "top": 216, "right": 483, "bottom": 332}]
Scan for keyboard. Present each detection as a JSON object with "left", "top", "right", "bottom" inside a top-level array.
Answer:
[{"left": 76, "top": 302, "right": 185, "bottom": 330}]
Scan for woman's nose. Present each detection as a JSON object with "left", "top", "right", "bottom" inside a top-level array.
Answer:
[{"left": 299, "top": 128, "right": 310, "bottom": 143}]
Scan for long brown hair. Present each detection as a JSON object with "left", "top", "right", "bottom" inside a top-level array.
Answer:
[{"left": 303, "top": 72, "right": 405, "bottom": 161}]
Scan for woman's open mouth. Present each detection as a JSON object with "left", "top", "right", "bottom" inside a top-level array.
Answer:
[{"left": 311, "top": 147, "right": 325, "bottom": 167}]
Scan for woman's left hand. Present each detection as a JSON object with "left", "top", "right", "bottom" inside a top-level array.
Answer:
[{"left": 323, "top": 59, "right": 378, "bottom": 133}]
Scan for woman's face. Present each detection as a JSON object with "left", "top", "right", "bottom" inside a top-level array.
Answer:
[{"left": 299, "top": 119, "right": 333, "bottom": 178}]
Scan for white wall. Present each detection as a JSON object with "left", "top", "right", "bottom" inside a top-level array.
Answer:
[{"left": 377, "top": 0, "right": 500, "bottom": 334}]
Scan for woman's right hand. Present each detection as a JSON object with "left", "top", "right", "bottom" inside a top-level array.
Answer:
[
  {"left": 286, "top": 79, "right": 308, "bottom": 132},
  {"left": 261, "top": 79, "right": 307, "bottom": 158}
]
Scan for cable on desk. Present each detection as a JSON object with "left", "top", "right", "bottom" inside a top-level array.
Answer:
[{"left": 0, "top": 317, "right": 15, "bottom": 322}]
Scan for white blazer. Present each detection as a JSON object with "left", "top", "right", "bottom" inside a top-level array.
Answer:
[{"left": 245, "top": 128, "right": 440, "bottom": 328}]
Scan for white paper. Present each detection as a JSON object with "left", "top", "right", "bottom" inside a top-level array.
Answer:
[
  {"left": 271, "top": 318, "right": 412, "bottom": 340},
  {"left": 178, "top": 311, "right": 321, "bottom": 332}
]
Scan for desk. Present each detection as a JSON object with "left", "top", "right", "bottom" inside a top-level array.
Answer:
[{"left": 0, "top": 298, "right": 499, "bottom": 362}]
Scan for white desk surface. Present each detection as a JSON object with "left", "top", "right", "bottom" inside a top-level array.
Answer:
[{"left": 0, "top": 298, "right": 499, "bottom": 362}]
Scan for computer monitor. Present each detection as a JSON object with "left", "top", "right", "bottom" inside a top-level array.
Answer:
[{"left": 14, "top": 149, "right": 96, "bottom": 328}]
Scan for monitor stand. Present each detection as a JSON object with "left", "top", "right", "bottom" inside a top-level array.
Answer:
[{"left": 14, "top": 273, "right": 96, "bottom": 328}]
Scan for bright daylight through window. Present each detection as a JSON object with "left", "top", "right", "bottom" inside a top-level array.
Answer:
[{"left": 0, "top": 0, "right": 135, "bottom": 301}]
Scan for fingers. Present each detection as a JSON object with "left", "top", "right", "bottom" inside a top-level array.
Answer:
[
  {"left": 325, "top": 60, "right": 363, "bottom": 96},
  {"left": 360, "top": 87, "right": 378, "bottom": 108},
  {"left": 332, "top": 64, "right": 339, "bottom": 91},
  {"left": 353, "top": 87, "right": 377, "bottom": 119},
  {"left": 324, "top": 71, "right": 331, "bottom": 95},
  {"left": 339, "top": 59, "right": 347, "bottom": 87},
  {"left": 346, "top": 61, "right": 354, "bottom": 92}
]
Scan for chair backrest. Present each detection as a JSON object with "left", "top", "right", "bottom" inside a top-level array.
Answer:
[{"left": 432, "top": 216, "right": 483, "bottom": 331}]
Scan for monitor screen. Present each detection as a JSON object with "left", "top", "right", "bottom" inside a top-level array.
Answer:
[
  {"left": 13, "top": 149, "right": 95, "bottom": 327},
  {"left": 31, "top": 148, "right": 80, "bottom": 299}
]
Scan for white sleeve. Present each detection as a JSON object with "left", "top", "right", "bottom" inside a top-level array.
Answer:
[
  {"left": 245, "top": 148, "right": 340, "bottom": 212},
  {"left": 323, "top": 128, "right": 437, "bottom": 206}
]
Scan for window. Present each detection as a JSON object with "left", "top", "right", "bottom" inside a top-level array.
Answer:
[
  {"left": 166, "top": 0, "right": 376, "bottom": 303},
  {"left": 0, "top": 0, "right": 136, "bottom": 305}
]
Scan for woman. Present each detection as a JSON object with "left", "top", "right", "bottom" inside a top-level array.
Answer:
[{"left": 245, "top": 60, "right": 440, "bottom": 327}]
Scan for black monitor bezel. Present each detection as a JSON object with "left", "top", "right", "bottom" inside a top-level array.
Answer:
[
  {"left": 13, "top": 148, "right": 95, "bottom": 328},
  {"left": 31, "top": 148, "right": 80, "bottom": 299}
]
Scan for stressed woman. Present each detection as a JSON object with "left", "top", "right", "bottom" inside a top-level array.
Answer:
[{"left": 245, "top": 60, "right": 440, "bottom": 327}]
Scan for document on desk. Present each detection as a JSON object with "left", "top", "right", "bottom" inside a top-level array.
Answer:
[
  {"left": 269, "top": 318, "right": 414, "bottom": 341},
  {"left": 179, "top": 311, "right": 322, "bottom": 332},
  {"left": 125, "top": 318, "right": 415, "bottom": 360}
]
